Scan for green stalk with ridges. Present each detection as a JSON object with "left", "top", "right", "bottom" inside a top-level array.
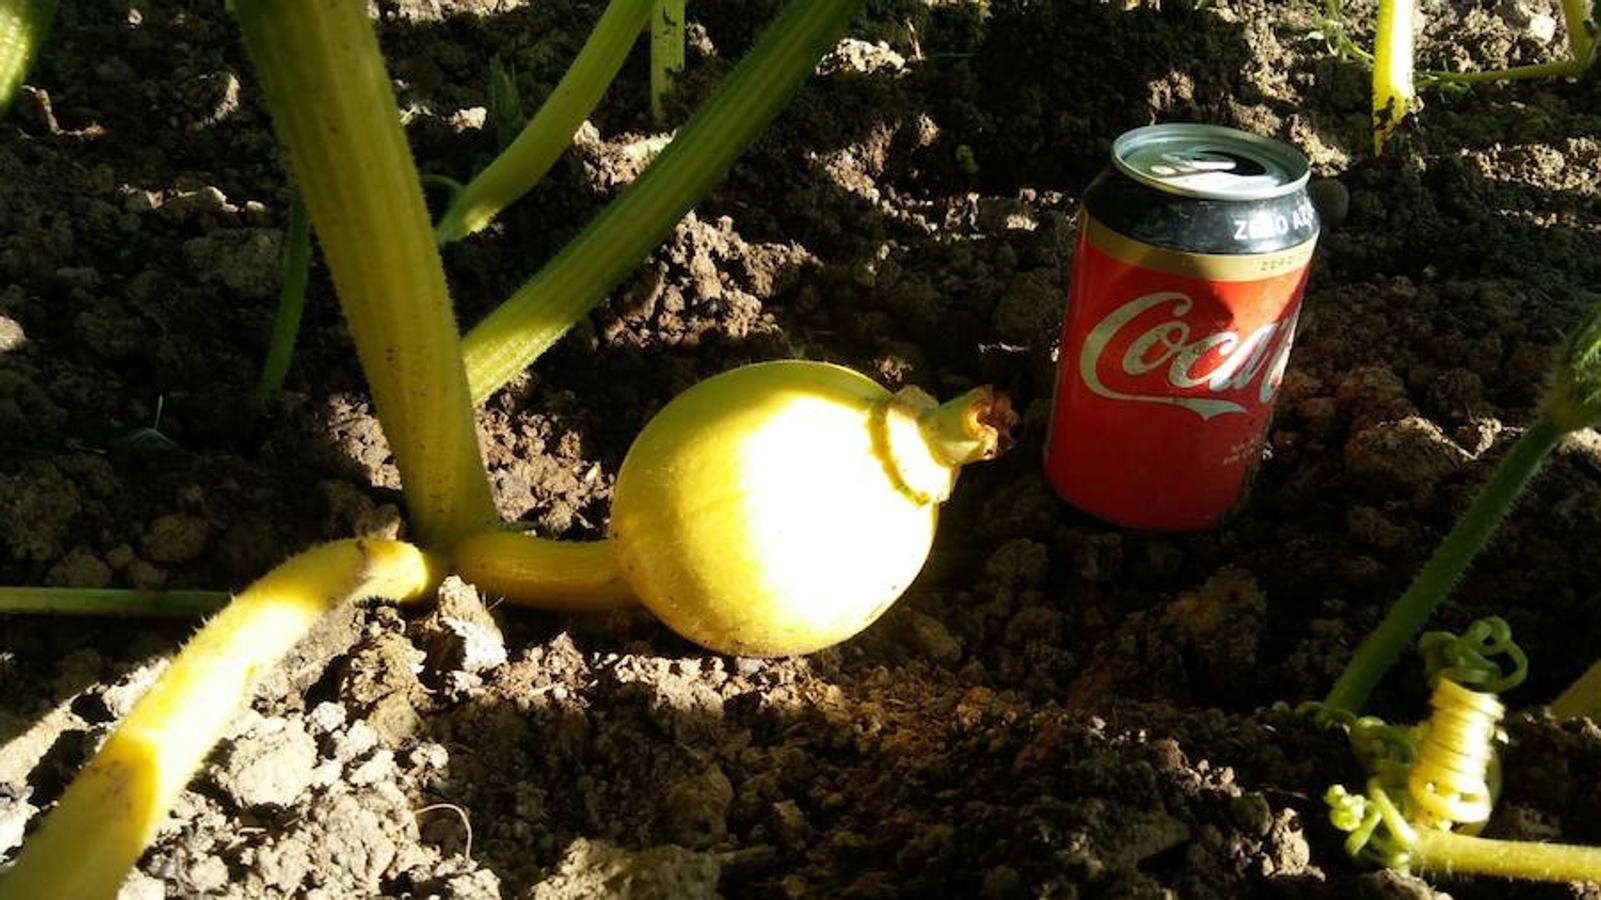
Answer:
[
  {"left": 461, "top": 0, "right": 863, "bottom": 404},
  {"left": 0, "top": 587, "right": 228, "bottom": 617},
  {"left": 435, "top": 0, "right": 654, "bottom": 244},
  {"left": 257, "top": 194, "right": 312, "bottom": 394},
  {"left": 650, "top": 0, "right": 687, "bottom": 121},
  {"left": 235, "top": 0, "right": 497, "bottom": 548},
  {"left": 1326, "top": 301, "right": 1601, "bottom": 715},
  {"left": 0, "top": 0, "right": 57, "bottom": 114},
  {"left": 1322, "top": 419, "right": 1563, "bottom": 714}
]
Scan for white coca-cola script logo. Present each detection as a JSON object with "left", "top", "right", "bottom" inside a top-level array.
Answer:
[{"left": 1079, "top": 291, "right": 1298, "bottom": 420}]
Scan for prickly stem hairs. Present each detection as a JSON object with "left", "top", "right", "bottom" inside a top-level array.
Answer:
[
  {"left": 1323, "top": 301, "right": 1601, "bottom": 716},
  {"left": 0, "top": 0, "right": 56, "bottom": 113},
  {"left": 234, "top": 0, "right": 497, "bottom": 548},
  {"left": 460, "top": 0, "right": 866, "bottom": 403},
  {"left": 0, "top": 541, "right": 443, "bottom": 897}
]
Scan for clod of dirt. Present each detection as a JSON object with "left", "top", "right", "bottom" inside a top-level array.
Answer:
[
  {"left": 140, "top": 512, "right": 212, "bottom": 565},
  {"left": 414, "top": 576, "right": 508, "bottom": 677},
  {"left": 1335, "top": 366, "right": 1418, "bottom": 432},
  {"left": 1067, "top": 568, "right": 1269, "bottom": 705},
  {"left": 902, "top": 610, "right": 963, "bottom": 663},
  {"left": 211, "top": 716, "right": 319, "bottom": 810},
  {"left": 529, "top": 838, "right": 724, "bottom": 900},
  {"left": 0, "top": 316, "right": 23, "bottom": 352},
  {"left": 97, "top": 659, "right": 167, "bottom": 720},
  {"left": 0, "top": 784, "right": 36, "bottom": 855},
  {"left": 662, "top": 766, "right": 734, "bottom": 849},
  {"left": 1344, "top": 416, "right": 1471, "bottom": 497},
  {"left": 43, "top": 547, "right": 112, "bottom": 588},
  {"left": 182, "top": 228, "right": 285, "bottom": 300}
]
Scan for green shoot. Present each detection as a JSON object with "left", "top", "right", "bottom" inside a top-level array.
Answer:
[
  {"left": 236, "top": 0, "right": 497, "bottom": 548},
  {"left": 487, "top": 56, "right": 524, "bottom": 152},
  {"left": 0, "top": 0, "right": 56, "bottom": 114},
  {"left": 0, "top": 587, "right": 228, "bottom": 617},
  {"left": 1371, "top": 0, "right": 1416, "bottom": 154},
  {"left": 257, "top": 194, "right": 312, "bottom": 394},
  {"left": 434, "top": 0, "right": 654, "bottom": 245},
  {"left": 650, "top": 0, "right": 687, "bottom": 122},
  {"left": 0, "top": 540, "right": 440, "bottom": 898},
  {"left": 1323, "top": 301, "right": 1601, "bottom": 716},
  {"left": 462, "top": 0, "right": 866, "bottom": 403},
  {"left": 1423, "top": 0, "right": 1595, "bottom": 85},
  {"left": 1321, "top": 419, "right": 1560, "bottom": 714}
]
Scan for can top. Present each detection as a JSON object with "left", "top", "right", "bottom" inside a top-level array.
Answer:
[{"left": 1112, "top": 124, "right": 1310, "bottom": 201}]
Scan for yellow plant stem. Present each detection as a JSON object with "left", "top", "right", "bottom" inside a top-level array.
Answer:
[
  {"left": 235, "top": 0, "right": 497, "bottom": 548},
  {"left": 1412, "top": 829, "right": 1601, "bottom": 882},
  {"left": 0, "top": 540, "right": 442, "bottom": 899},
  {"left": 1372, "top": 0, "right": 1416, "bottom": 154},
  {"left": 0, "top": 587, "right": 227, "bottom": 617},
  {"left": 452, "top": 530, "right": 636, "bottom": 612},
  {"left": 1550, "top": 658, "right": 1601, "bottom": 719},
  {"left": 435, "top": 0, "right": 654, "bottom": 244}
]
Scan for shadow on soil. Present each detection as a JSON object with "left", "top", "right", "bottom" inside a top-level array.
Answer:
[{"left": 4, "top": 0, "right": 1601, "bottom": 896}]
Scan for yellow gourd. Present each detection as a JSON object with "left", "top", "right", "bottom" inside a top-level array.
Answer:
[{"left": 455, "top": 360, "right": 1012, "bottom": 656}]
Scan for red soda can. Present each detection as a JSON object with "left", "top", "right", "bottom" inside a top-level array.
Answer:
[{"left": 1044, "top": 124, "right": 1319, "bottom": 531}]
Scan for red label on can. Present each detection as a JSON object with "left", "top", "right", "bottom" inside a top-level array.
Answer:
[{"left": 1044, "top": 216, "right": 1316, "bottom": 531}]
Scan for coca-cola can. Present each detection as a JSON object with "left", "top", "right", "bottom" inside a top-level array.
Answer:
[{"left": 1044, "top": 123, "right": 1319, "bottom": 531}]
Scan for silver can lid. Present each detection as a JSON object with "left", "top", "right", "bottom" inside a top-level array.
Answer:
[{"left": 1112, "top": 123, "right": 1310, "bottom": 200}]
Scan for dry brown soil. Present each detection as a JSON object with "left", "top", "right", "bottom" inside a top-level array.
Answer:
[{"left": 4, "top": 0, "right": 1601, "bottom": 897}]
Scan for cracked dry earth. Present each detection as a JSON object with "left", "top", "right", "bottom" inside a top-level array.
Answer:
[{"left": 4, "top": 0, "right": 1601, "bottom": 897}]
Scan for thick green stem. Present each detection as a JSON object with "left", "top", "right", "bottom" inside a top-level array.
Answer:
[
  {"left": 257, "top": 194, "right": 312, "bottom": 394},
  {"left": 461, "top": 0, "right": 865, "bottom": 404},
  {"left": 650, "top": 0, "right": 686, "bottom": 122},
  {"left": 435, "top": 0, "right": 653, "bottom": 244},
  {"left": 236, "top": 0, "right": 498, "bottom": 548},
  {"left": 1372, "top": 0, "right": 1416, "bottom": 154},
  {"left": 0, "top": 0, "right": 57, "bottom": 114},
  {"left": 1562, "top": 0, "right": 1596, "bottom": 71},
  {"left": 1412, "top": 829, "right": 1601, "bottom": 882},
  {"left": 0, "top": 587, "right": 228, "bottom": 617},
  {"left": 1323, "top": 419, "right": 1564, "bottom": 715}
]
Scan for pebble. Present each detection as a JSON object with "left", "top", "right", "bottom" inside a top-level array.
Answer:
[
  {"left": 213, "top": 718, "right": 318, "bottom": 810},
  {"left": 663, "top": 767, "right": 734, "bottom": 849}
]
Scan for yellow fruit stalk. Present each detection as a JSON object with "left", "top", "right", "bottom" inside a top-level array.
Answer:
[
  {"left": 0, "top": 540, "right": 442, "bottom": 899},
  {"left": 456, "top": 360, "right": 1014, "bottom": 656}
]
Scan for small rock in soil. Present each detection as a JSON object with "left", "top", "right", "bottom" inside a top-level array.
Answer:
[
  {"left": 415, "top": 576, "right": 507, "bottom": 676},
  {"left": 1344, "top": 416, "right": 1470, "bottom": 496},
  {"left": 530, "top": 838, "right": 723, "bottom": 900},
  {"left": 212, "top": 717, "right": 318, "bottom": 810},
  {"left": 662, "top": 766, "right": 734, "bottom": 849},
  {"left": 140, "top": 512, "right": 212, "bottom": 565},
  {"left": 0, "top": 783, "right": 37, "bottom": 855}
]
